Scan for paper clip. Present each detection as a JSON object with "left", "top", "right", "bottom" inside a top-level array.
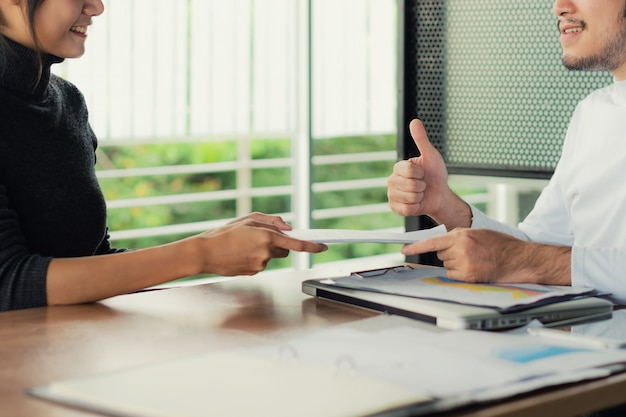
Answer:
[{"left": 351, "top": 264, "right": 415, "bottom": 279}]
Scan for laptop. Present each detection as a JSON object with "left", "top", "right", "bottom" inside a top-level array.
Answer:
[{"left": 302, "top": 278, "right": 613, "bottom": 330}]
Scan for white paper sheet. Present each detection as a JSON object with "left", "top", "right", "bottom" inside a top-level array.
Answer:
[{"left": 285, "top": 224, "right": 446, "bottom": 244}]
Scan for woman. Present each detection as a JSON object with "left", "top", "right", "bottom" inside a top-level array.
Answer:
[{"left": 0, "top": 0, "right": 326, "bottom": 311}]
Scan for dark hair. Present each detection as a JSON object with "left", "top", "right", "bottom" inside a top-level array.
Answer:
[
  {"left": 24, "top": 0, "right": 46, "bottom": 49},
  {"left": 0, "top": 0, "right": 46, "bottom": 83}
]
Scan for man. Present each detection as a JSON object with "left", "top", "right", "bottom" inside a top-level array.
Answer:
[{"left": 387, "top": 0, "right": 626, "bottom": 303}]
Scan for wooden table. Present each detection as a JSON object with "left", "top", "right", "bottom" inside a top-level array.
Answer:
[{"left": 2, "top": 257, "right": 626, "bottom": 417}]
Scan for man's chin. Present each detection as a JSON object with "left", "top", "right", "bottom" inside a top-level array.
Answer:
[{"left": 562, "top": 55, "right": 605, "bottom": 71}]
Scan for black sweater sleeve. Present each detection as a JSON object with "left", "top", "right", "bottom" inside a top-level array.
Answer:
[{"left": 0, "top": 185, "right": 51, "bottom": 311}]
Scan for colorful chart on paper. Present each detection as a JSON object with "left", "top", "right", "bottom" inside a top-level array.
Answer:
[{"left": 421, "top": 276, "right": 550, "bottom": 299}]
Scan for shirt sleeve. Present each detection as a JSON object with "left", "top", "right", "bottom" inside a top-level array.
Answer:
[
  {"left": 0, "top": 185, "right": 51, "bottom": 311},
  {"left": 516, "top": 120, "right": 577, "bottom": 248},
  {"left": 469, "top": 159, "right": 626, "bottom": 302},
  {"left": 469, "top": 205, "right": 530, "bottom": 241},
  {"left": 572, "top": 247, "right": 626, "bottom": 304}
]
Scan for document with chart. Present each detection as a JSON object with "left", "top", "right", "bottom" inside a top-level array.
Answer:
[{"left": 322, "top": 264, "right": 600, "bottom": 312}]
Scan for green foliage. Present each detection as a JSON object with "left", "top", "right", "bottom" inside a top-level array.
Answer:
[
  {"left": 315, "top": 189, "right": 388, "bottom": 210},
  {"left": 252, "top": 167, "right": 291, "bottom": 187},
  {"left": 251, "top": 138, "right": 291, "bottom": 159},
  {"left": 313, "top": 134, "right": 395, "bottom": 155}
]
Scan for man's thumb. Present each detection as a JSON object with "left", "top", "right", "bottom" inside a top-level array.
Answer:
[{"left": 409, "top": 119, "right": 436, "bottom": 157}]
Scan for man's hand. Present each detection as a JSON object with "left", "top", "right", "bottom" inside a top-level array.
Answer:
[
  {"left": 387, "top": 119, "right": 471, "bottom": 229},
  {"left": 402, "top": 228, "right": 572, "bottom": 286}
]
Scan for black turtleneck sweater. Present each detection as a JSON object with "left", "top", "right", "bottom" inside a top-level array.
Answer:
[{"left": 0, "top": 38, "right": 119, "bottom": 311}]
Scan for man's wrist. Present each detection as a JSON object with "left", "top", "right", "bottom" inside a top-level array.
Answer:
[
  {"left": 433, "top": 198, "right": 472, "bottom": 230},
  {"left": 502, "top": 241, "right": 572, "bottom": 286}
]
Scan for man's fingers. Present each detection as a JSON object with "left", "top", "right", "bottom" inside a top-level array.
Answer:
[
  {"left": 401, "top": 241, "right": 427, "bottom": 256},
  {"left": 401, "top": 235, "right": 452, "bottom": 255},
  {"left": 393, "top": 159, "right": 424, "bottom": 180},
  {"left": 409, "top": 119, "right": 438, "bottom": 158}
]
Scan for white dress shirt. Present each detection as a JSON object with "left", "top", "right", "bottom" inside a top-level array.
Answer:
[{"left": 469, "top": 79, "right": 626, "bottom": 303}]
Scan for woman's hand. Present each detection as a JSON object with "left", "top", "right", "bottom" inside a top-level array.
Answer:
[{"left": 193, "top": 213, "right": 327, "bottom": 276}]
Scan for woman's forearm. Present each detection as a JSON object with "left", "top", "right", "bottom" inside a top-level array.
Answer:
[
  {"left": 45, "top": 216, "right": 327, "bottom": 306},
  {"left": 46, "top": 239, "right": 200, "bottom": 305}
]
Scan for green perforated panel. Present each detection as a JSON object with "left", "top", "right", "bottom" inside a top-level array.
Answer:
[{"left": 400, "top": 0, "right": 613, "bottom": 178}]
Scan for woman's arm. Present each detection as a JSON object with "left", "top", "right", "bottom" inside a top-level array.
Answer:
[{"left": 46, "top": 213, "right": 327, "bottom": 306}]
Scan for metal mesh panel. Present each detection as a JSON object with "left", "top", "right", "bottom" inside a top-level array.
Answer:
[{"left": 400, "top": 0, "right": 613, "bottom": 178}]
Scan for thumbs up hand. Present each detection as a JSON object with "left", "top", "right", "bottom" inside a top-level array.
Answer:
[{"left": 387, "top": 119, "right": 471, "bottom": 229}]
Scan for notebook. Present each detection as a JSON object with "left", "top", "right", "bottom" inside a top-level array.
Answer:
[{"left": 302, "top": 278, "right": 613, "bottom": 330}]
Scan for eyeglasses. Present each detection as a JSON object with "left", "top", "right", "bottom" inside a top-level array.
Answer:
[{"left": 350, "top": 264, "right": 415, "bottom": 279}]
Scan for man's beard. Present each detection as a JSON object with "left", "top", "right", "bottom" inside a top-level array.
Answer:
[{"left": 562, "top": 7, "right": 626, "bottom": 71}]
